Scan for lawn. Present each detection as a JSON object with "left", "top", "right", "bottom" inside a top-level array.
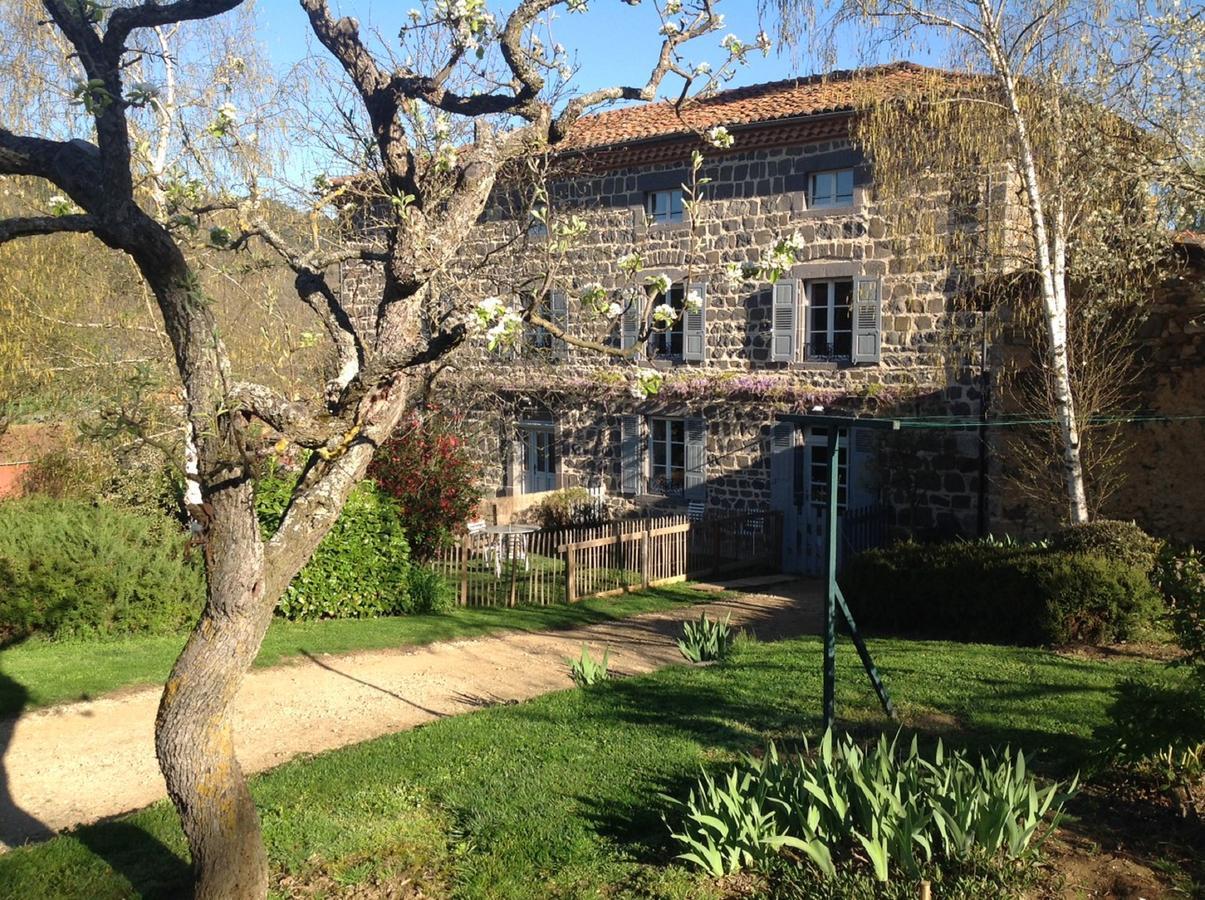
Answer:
[
  {"left": 0, "top": 632, "right": 1190, "bottom": 899},
  {"left": 0, "top": 583, "right": 710, "bottom": 717}
]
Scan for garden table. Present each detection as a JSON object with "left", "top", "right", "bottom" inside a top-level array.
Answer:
[{"left": 484, "top": 524, "right": 540, "bottom": 578}]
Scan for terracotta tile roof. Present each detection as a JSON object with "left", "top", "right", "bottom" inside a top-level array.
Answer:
[{"left": 560, "top": 61, "right": 950, "bottom": 153}]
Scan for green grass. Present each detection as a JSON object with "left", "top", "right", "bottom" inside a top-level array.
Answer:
[
  {"left": 0, "top": 583, "right": 709, "bottom": 717},
  {"left": 0, "top": 634, "right": 1178, "bottom": 900}
]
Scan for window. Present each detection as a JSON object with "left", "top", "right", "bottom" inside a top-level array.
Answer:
[
  {"left": 646, "top": 188, "right": 684, "bottom": 225},
  {"left": 809, "top": 168, "right": 854, "bottom": 208},
  {"left": 519, "top": 425, "right": 557, "bottom": 494},
  {"left": 649, "top": 283, "right": 685, "bottom": 358},
  {"left": 649, "top": 418, "right": 686, "bottom": 495},
  {"left": 807, "top": 279, "right": 853, "bottom": 360},
  {"left": 807, "top": 427, "right": 848, "bottom": 511},
  {"left": 522, "top": 293, "right": 553, "bottom": 353}
]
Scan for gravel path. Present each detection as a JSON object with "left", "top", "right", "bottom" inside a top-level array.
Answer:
[{"left": 0, "top": 581, "right": 819, "bottom": 849}]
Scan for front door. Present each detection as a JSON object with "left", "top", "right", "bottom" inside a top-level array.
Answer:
[{"left": 522, "top": 426, "right": 557, "bottom": 494}]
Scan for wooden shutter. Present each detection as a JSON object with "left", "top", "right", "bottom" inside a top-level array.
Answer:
[
  {"left": 619, "top": 416, "right": 642, "bottom": 495},
  {"left": 851, "top": 276, "right": 882, "bottom": 364},
  {"left": 620, "top": 297, "right": 640, "bottom": 354},
  {"left": 771, "top": 279, "right": 798, "bottom": 363},
  {"left": 684, "top": 417, "right": 707, "bottom": 500},
  {"left": 682, "top": 283, "right": 706, "bottom": 362},
  {"left": 549, "top": 290, "right": 568, "bottom": 359},
  {"left": 769, "top": 422, "right": 794, "bottom": 511}
]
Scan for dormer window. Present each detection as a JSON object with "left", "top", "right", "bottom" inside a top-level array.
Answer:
[
  {"left": 646, "top": 188, "right": 684, "bottom": 224},
  {"left": 810, "top": 168, "right": 854, "bottom": 208}
]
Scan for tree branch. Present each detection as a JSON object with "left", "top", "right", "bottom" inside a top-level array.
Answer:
[
  {"left": 103, "top": 0, "right": 249, "bottom": 54},
  {"left": 0, "top": 214, "right": 99, "bottom": 245}
]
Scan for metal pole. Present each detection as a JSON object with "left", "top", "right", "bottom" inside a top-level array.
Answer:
[{"left": 823, "top": 428, "right": 839, "bottom": 733}]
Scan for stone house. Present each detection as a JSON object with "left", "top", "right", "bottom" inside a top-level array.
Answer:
[{"left": 342, "top": 62, "right": 1203, "bottom": 562}]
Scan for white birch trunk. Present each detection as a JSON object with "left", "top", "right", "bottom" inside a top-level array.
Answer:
[{"left": 978, "top": 1, "right": 1090, "bottom": 523}]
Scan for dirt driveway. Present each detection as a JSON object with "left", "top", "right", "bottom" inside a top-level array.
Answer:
[{"left": 0, "top": 581, "right": 820, "bottom": 849}]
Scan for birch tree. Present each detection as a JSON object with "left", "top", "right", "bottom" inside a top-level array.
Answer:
[{"left": 0, "top": 1, "right": 739, "bottom": 896}]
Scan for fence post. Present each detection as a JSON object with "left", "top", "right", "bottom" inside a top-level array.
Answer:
[
  {"left": 641, "top": 518, "right": 651, "bottom": 588},
  {"left": 565, "top": 540, "right": 577, "bottom": 603},
  {"left": 458, "top": 535, "right": 469, "bottom": 606}
]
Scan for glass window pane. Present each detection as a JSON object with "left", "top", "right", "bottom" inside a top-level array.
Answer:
[
  {"left": 834, "top": 280, "right": 853, "bottom": 307},
  {"left": 813, "top": 171, "right": 834, "bottom": 204},
  {"left": 836, "top": 169, "right": 854, "bottom": 203}
]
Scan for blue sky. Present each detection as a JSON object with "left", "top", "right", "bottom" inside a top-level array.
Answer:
[{"left": 249, "top": 0, "right": 945, "bottom": 101}]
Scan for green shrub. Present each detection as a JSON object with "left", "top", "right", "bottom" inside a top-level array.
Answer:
[
  {"left": 842, "top": 540, "right": 1160, "bottom": 646},
  {"left": 0, "top": 498, "right": 203, "bottom": 641},
  {"left": 404, "top": 567, "right": 456, "bottom": 615},
  {"left": 567, "top": 644, "right": 609, "bottom": 686},
  {"left": 256, "top": 465, "right": 412, "bottom": 620},
  {"left": 1154, "top": 544, "right": 1205, "bottom": 678},
  {"left": 1049, "top": 519, "right": 1162, "bottom": 576},
  {"left": 537, "top": 487, "right": 609, "bottom": 529},
  {"left": 678, "top": 613, "right": 734, "bottom": 663},
  {"left": 666, "top": 731, "right": 1076, "bottom": 882}
]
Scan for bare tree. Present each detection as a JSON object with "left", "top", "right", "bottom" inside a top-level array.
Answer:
[{"left": 0, "top": 1, "right": 732, "bottom": 896}]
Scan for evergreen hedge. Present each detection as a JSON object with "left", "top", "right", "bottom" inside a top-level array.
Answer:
[
  {"left": 0, "top": 498, "right": 204, "bottom": 642},
  {"left": 842, "top": 539, "right": 1161, "bottom": 646}
]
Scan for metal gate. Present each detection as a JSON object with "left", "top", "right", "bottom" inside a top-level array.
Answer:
[{"left": 771, "top": 424, "right": 887, "bottom": 575}]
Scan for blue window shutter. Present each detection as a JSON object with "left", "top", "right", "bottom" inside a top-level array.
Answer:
[
  {"left": 684, "top": 417, "right": 707, "bottom": 500},
  {"left": 771, "top": 279, "right": 798, "bottom": 362},
  {"left": 852, "top": 276, "right": 882, "bottom": 364},
  {"left": 550, "top": 290, "right": 568, "bottom": 359},
  {"left": 620, "top": 416, "right": 642, "bottom": 495},
  {"left": 682, "top": 283, "right": 706, "bottom": 362}
]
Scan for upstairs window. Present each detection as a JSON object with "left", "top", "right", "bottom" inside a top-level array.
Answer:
[
  {"left": 809, "top": 168, "right": 854, "bottom": 208},
  {"left": 649, "top": 284, "right": 686, "bottom": 358},
  {"left": 646, "top": 188, "right": 684, "bottom": 224},
  {"left": 807, "top": 279, "right": 853, "bottom": 360}
]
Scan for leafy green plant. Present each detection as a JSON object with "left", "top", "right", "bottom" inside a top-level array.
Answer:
[
  {"left": 0, "top": 498, "right": 203, "bottom": 641},
  {"left": 404, "top": 567, "right": 455, "bottom": 615},
  {"left": 843, "top": 540, "right": 1161, "bottom": 645},
  {"left": 678, "top": 612, "right": 734, "bottom": 663},
  {"left": 537, "top": 487, "right": 610, "bottom": 529},
  {"left": 1049, "top": 519, "right": 1162, "bottom": 576},
  {"left": 1154, "top": 544, "right": 1205, "bottom": 679},
  {"left": 665, "top": 731, "right": 1077, "bottom": 883},
  {"left": 256, "top": 462, "right": 412, "bottom": 620},
  {"left": 567, "top": 644, "right": 609, "bottom": 686}
]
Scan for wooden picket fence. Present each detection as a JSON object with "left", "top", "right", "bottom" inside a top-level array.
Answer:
[{"left": 428, "top": 510, "right": 781, "bottom": 607}]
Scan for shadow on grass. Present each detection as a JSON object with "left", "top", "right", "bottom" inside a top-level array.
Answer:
[{"left": 73, "top": 821, "right": 192, "bottom": 900}]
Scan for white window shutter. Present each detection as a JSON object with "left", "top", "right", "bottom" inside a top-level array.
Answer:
[
  {"left": 851, "top": 276, "right": 882, "bottom": 364},
  {"left": 769, "top": 422, "right": 794, "bottom": 510},
  {"left": 684, "top": 417, "right": 707, "bottom": 500},
  {"left": 682, "top": 283, "right": 706, "bottom": 362},
  {"left": 620, "top": 297, "right": 640, "bottom": 354},
  {"left": 619, "top": 416, "right": 642, "bottom": 495},
  {"left": 550, "top": 290, "right": 568, "bottom": 359},
  {"left": 771, "top": 279, "right": 798, "bottom": 362}
]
